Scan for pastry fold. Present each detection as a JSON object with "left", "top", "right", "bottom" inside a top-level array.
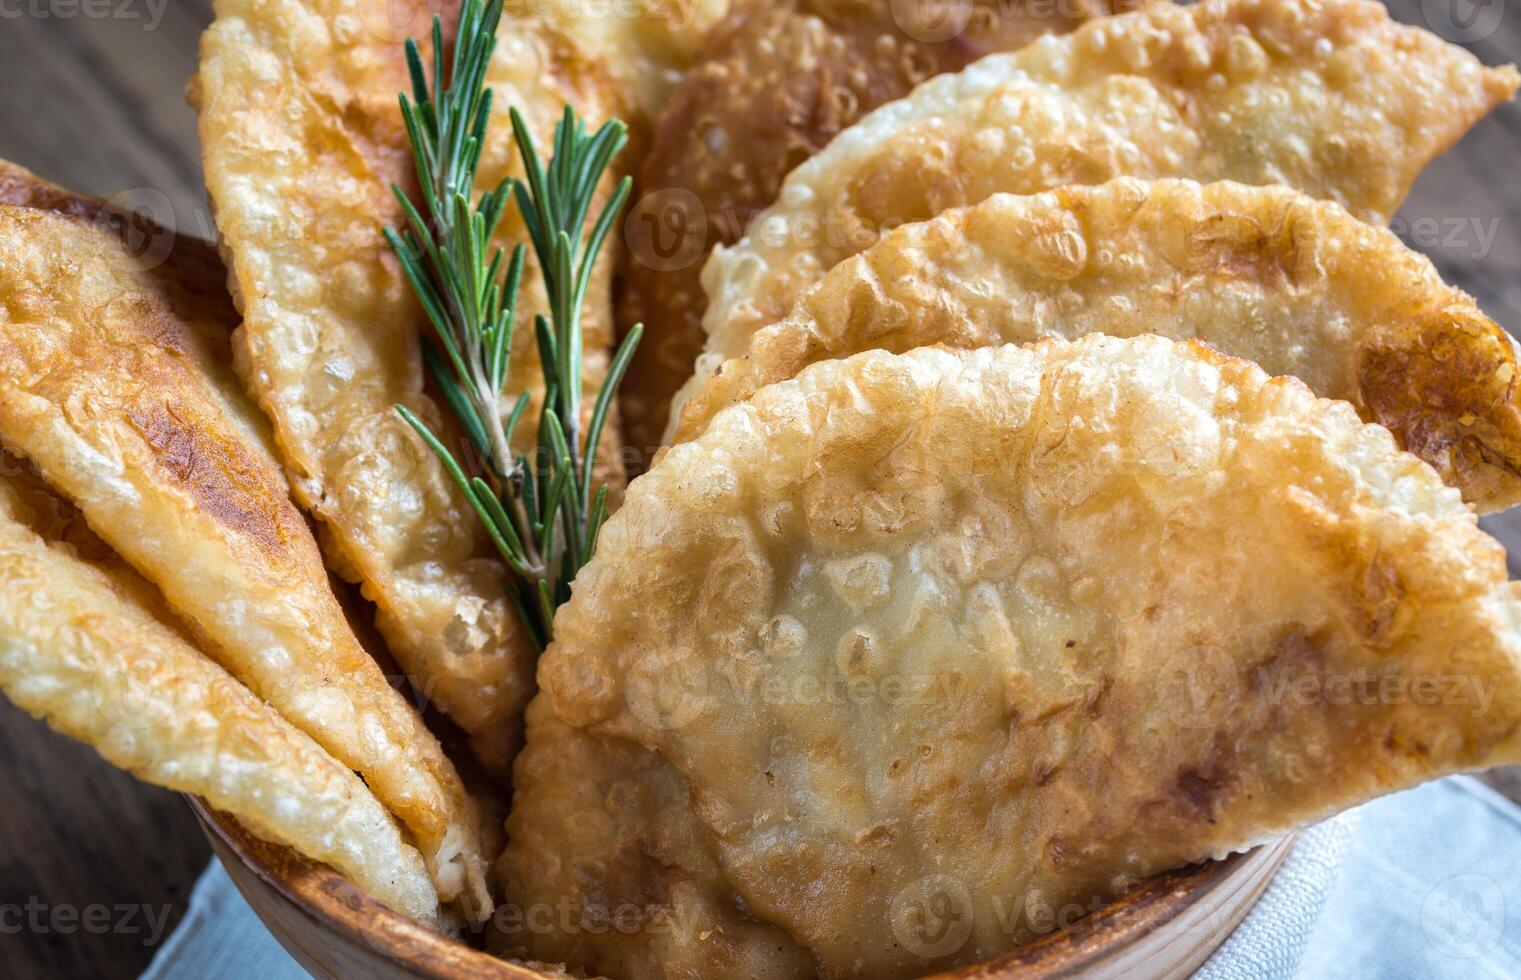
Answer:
[
  {"left": 509, "top": 336, "right": 1521, "bottom": 977},
  {"left": 0, "top": 456, "right": 441, "bottom": 924},
  {"left": 688, "top": 0, "right": 1518, "bottom": 444},
  {"left": 0, "top": 203, "right": 492, "bottom": 916}
]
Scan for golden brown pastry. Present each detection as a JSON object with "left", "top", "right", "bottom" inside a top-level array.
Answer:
[
  {"left": 0, "top": 157, "right": 228, "bottom": 290},
  {"left": 0, "top": 455, "right": 441, "bottom": 924},
  {"left": 195, "top": 0, "right": 624, "bottom": 777},
  {"left": 0, "top": 204, "right": 492, "bottom": 917},
  {"left": 496, "top": 704, "right": 815, "bottom": 977},
  {"left": 689, "top": 0, "right": 1519, "bottom": 429},
  {"left": 540, "top": 0, "right": 731, "bottom": 131},
  {"left": 511, "top": 336, "right": 1521, "bottom": 977},
  {"left": 616, "top": 0, "right": 1129, "bottom": 458},
  {"left": 673, "top": 178, "right": 1521, "bottom": 511},
  {"left": 0, "top": 159, "right": 111, "bottom": 220}
]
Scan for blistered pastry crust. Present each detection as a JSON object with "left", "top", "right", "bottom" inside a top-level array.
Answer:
[
  {"left": 526, "top": 337, "right": 1521, "bottom": 976},
  {"left": 195, "top": 0, "right": 625, "bottom": 774},
  {"left": 617, "top": 0, "right": 1124, "bottom": 453},
  {"left": 676, "top": 178, "right": 1521, "bottom": 511},
  {"left": 0, "top": 205, "right": 490, "bottom": 914},
  {"left": 695, "top": 0, "right": 1518, "bottom": 410},
  {"left": 0, "top": 465, "right": 441, "bottom": 924}
]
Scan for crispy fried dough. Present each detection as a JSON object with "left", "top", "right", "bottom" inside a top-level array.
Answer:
[
  {"left": 0, "top": 158, "right": 229, "bottom": 290},
  {"left": 0, "top": 161, "right": 264, "bottom": 483},
  {"left": 616, "top": 0, "right": 1129, "bottom": 457},
  {"left": 535, "top": 0, "right": 730, "bottom": 131},
  {"left": 673, "top": 179, "right": 1521, "bottom": 511},
  {"left": 195, "top": 0, "right": 625, "bottom": 777},
  {"left": 517, "top": 336, "right": 1521, "bottom": 976},
  {"left": 0, "top": 205, "right": 492, "bottom": 916},
  {"left": 0, "top": 159, "right": 108, "bottom": 221},
  {"left": 494, "top": 700, "right": 814, "bottom": 977},
  {"left": 0, "top": 456, "right": 441, "bottom": 924},
  {"left": 692, "top": 0, "right": 1519, "bottom": 418}
]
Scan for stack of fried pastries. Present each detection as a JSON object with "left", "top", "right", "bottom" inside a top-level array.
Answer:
[
  {"left": 0, "top": 0, "right": 1519, "bottom": 977},
  {"left": 500, "top": 0, "right": 1521, "bottom": 976},
  {"left": 0, "top": 184, "right": 487, "bottom": 924},
  {"left": 506, "top": 333, "right": 1521, "bottom": 977}
]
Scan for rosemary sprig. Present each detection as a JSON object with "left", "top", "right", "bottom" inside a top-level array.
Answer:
[{"left": 385, "top": 0, "right": 641, "bottom": 651}]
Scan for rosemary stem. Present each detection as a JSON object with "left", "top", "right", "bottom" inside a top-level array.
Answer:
[
  {"left": 506, "top": 473, "right": 545, "bottom": 575},
  {"left": 563, "top": 392, "right": 584, "bottom": 518},
  {"left": 387, "top": 0, "right": 636, "bottom": 648}
]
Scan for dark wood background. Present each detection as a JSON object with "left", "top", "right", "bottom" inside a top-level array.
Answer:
[
  {"left": 0, "top": 9, "right": 220, "bottom": 980},
  {"left": 0, "top": 2, "right": 1517, "bottom": 978}
]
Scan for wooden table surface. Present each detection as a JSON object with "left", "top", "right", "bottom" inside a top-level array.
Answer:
[{"left": 0, "top": 2, "right": 1517, "bottom": 978}]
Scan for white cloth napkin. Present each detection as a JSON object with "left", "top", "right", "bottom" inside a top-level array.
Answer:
[
  {"left": 141, "top": 853, "right": 307, "bottom": 980},
  {"left": 142, "top": 776, "right": 1521, "bottom": 979},
  {"left": 1297, "top": 775, "right": 1521, "bottom": 978},
  {"left": 1195, "top": 811, "right": 1359, "bottom": 979}
]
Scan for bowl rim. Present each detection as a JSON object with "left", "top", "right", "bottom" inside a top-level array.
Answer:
[{"left": 191, "top": 796, "right": 1292, "bottom": 979}]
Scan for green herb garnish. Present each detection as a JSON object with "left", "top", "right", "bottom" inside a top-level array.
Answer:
[{"left": 385, "top": 0, "right": 640, "bottom": 651}]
